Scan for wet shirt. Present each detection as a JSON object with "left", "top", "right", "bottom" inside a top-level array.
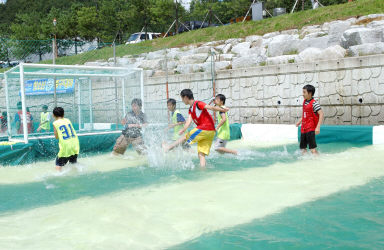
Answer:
[
  {"left": 122, "top": 111, "right": 147, "bottom": 138},
  {"left": 304, "top": 98, "right": 321, "bottom": 113},
  {"left": 188, "top": 101, "right": 215, "bottom": 131}
]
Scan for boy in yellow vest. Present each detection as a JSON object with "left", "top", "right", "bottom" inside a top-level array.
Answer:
[
  {"left": 213, "top": 94, "right": 237, "bottom": 155},
  {"left": 53, "top": 107, "right": 80, "bottom": 171},
  {"left": 166, "top": 98, "right": 186, "bottom": 140},
  {"left": 165, "top": 98, "right": 190, "bottom": 149},
  {"left": 37, "top": 105, "right": 50, "bottom": 132}
]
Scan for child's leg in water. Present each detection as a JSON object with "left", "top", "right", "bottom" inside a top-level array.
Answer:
[
  {"left": 198, "top": 152, "right": 206, "bottom": 167},
  {"left": 163, "top": 135, "right": 186, "bottom": 152},
  {"left": 215, "top": 147, "right": 238, "bottom": 155}
]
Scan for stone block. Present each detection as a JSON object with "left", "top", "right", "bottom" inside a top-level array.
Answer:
[
  {"left": 193, "top": 46, "right": 211, "bottom": 54},
  {"left": 371, "top": 106, "right": 382, "bottom": 116},
  {"left": 219, "top": 79, "right": 231, "bottom": 89},
  {"left": 267, "top": 35, "right": 300, "bottom": 57},
  {"left": 352, "top": 68, "right": 372, "bottom": 81},
  {"left": 298, "top": 36, "right": 330, "bottom": 52},
  {"left": 217, "top": 54, "right": 234, "bottom": 61},
  {"left": 348, "top": 42, "right": 384, "bottom": 57},
  {"left": 232, "top": 55, "right": 266, "bottom": 69},
  {"left": 245, "top": 35, "right": 263, "bottom": 47},
  {"left": 231, "top": 42, "right": 251, "bottom": 55},
  {"left": 352, "top": 106, "right": 372, "bottom": 118},
  {"left": 319, "top": 71, "right": 337, "bottom": 83},
  {"left": 341, "top": 28, "right": 382, "bottom": 48},
  {"left": 318, "top": 45, "right": 346, "bottom": 61},
  {"left": 222, "top": 44, "right": 232, "bottom": 54},
  {"left": 175, "top": 64, "right": 194, "bottom": 74},
  {"left": 328, "top": 20, "right": 351, "bottom": 46},
  {"left": 264, "top": 108, "right": 278, "bottom": 118},
  {"left": 371, "top": 67, "right": 381, "bottom": 78},
  {"left": 362, "top": 92, "right": 379, "bottom": 103},
  {"left": 263, "top": 75, "right": 279, "bottom": 86},
  {"left": 138, "top": 59, "right": 164, "bottom": 70},
  {"left": 146, "top": 50, "right": 166, "bottom": 60},
  {"left": 369, "top": 77, "right": 384, "bottom": 95},
  {"left": 297, "top": 48, "right": 322, "bottom": 63},
  {"left": 336, "top": 70, "right": 346, "bottom": 80},
  {"left": 329, "top": 94, "right": 342, "bottom": 104},
  {"left": 240, "top": 86, "right": 253, "bottom": 99}
]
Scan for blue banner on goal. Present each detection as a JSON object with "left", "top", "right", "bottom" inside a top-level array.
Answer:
[{"left": 24, "top": 78, "right": 75, "bottom": 95}]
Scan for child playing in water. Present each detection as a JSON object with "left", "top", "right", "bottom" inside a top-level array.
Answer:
[
  {"left": 113, "top": 98, "right": 147, "bottom": 155},
  {"left": 53, "top": 107, "right": 80, "bottom": 171},
  {"left": 15, "top": 102, "right": 33, "bottom": 134},
  {"left": 166, "top": 98, "right": 186, "bottom": 141},
  {"left": 37, "top": 105, "right": 50, "bottom": 133},
  {"left": 163, "top": 89, "right": 229, "bottom": 167},
  {"left": 296, "top": 84, "right": 324, "bottom": 155},
  {"left": 212, "top": 94, "right": 237, "bottom": 155}
]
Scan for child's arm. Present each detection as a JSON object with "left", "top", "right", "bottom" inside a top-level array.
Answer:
[
  {"left": 121, "top": 118, "right": 127, "bottom": 125},
  {"left": 296, "top": 118, "right": 302, "bottom": 127},
  {"left": 178, "top": 115, "right": 193, "bottom": 135},
  {"left": 37, "top": 120, "right": 49, "bottom": 131},
  {"left": 53, "top": 126, "right": 58, "bottom": 139},
  {"left": 216, "top": 112, "right": 227, "bottom": 130},
  {"left": 315, "top": 110, "right": 324, "bottom": 134},
  {"left": 168, "top": 121, "right": 185, "bottom": 129},
  {"left": 204, "top": 105, "right": 229, "bottom": 113}
]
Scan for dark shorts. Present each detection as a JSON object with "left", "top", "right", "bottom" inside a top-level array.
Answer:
[
  {"left": 300, "top": 131, "right": 317, "bottom": 149},
  {"left": 56, "top": 154, "right": 78, "bottom": 167}
]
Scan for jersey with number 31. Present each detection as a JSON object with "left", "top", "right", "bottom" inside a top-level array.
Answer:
[{"left": 53, "top": 118, "right": 80, "bottom": 157}]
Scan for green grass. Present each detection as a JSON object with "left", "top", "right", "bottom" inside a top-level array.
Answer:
[
  {"left": 283, "top": 50, "right": 299, "bottom": 55},
  {"left": 6, "top": 0, "right": 384, "bottom": 67}
]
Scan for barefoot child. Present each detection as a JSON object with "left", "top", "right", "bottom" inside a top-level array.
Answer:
[
  {"left": 213, "top": 94, "right": 237, "bottom": 155},
  {"left": 164, "top": 89, "right": 229, "bottom": 167},
  {"left": 296, "top": 84, "right": 324, "bottom": 155},
  {"left": 53, "top": 107, "right": 80, "bottom": 171}
]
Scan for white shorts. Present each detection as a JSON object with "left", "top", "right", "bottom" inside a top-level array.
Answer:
[{"left": 214, "top": 138, "right": 227, "bottom": 149}]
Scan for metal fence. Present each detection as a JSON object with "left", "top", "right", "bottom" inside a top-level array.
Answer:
[
  {"left": 2, "top": 64, "right": 143, "bottom": 143},
  {"left": 0, "top": 38, "right": 116, "bottom": 66}
]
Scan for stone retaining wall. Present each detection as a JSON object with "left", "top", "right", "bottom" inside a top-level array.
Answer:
[
  {"left": 144, "top": 54, "right": 384, "bottom": 125},
  {"left": 1, "top": 54, "right": 384, "bottom": 126}
]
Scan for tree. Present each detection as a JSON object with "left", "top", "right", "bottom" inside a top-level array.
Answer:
[
  {"left": 149, "top": 0, "right": 183, "bottom": 33},
  {"left": 77, "top": 6, "right": 100, "bottom": 41}
]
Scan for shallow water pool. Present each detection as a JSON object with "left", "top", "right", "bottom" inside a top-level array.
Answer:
[{"left": 0, "top": 141, "right": 383, "bottom": 249}]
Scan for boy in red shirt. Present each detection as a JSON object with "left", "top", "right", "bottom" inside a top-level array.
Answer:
[
  {"left": 163, "top": 89, "right": 229, "bottom": 167},
  {"left": 296, "top": 84, "right": 324, "bottom": 155}
]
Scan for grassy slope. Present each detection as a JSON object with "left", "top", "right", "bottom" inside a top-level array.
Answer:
[{"left": 0, "top": 0, "right": 383, "bottom": 72}]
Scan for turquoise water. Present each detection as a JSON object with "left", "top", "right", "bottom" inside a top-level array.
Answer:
[
  {"left": 0, "top": 141, "right": 383, "bottom": 249},
  {"left": 0, "top": 143, "right": 362, "bottom": 214},
  {"left": 173, "top": 177, "right": 384, "bottom": 249}
]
